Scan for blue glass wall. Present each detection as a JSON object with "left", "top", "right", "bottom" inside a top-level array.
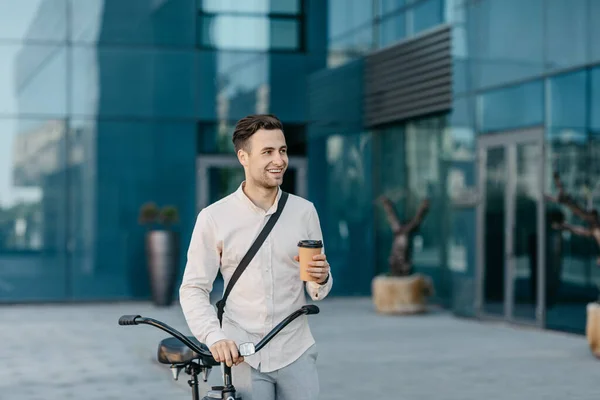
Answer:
[
  {"left": 0, "top": 0, "right": 326, "bottom": 302},
  {"left": 448, "top": 0, "right": 600, "bottom": 332},
  {"left": 327, "top": 0, "right": 446, "bottom": 68}
]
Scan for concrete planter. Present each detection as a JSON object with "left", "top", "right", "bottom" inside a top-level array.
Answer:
[
  {"left": 146, "top": 230, "right": 180, "bottom": 307},
  {"left": 372, "top": 273, "right": 434, "bottom": 315},
  {"left": 586, "top": 302, "right": 600, "bottom": 358}
]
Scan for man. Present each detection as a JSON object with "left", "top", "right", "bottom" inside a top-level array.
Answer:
[{"left": 179, "top": 114, "right": 333, "bottom": 400}]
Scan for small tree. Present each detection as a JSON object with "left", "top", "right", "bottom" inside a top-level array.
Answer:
[{"left": 376, "top": 195, "right": 430, "bottom": 277}]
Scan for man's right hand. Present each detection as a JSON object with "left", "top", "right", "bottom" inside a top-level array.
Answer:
[{"left": 210, "top": 339, "right": 244, "bottom": 367}]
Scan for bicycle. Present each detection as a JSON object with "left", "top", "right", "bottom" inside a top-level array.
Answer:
[{"left": 118, "top": 304, "right": 320, "bottom": 400}]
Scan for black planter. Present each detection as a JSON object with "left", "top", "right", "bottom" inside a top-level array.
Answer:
[{"left": 145, "top": 230, "right": 180, "bottom": 306}]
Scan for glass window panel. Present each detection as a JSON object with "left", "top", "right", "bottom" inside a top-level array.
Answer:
[
  {"left": 353, "top": 26, "right": 374, "bottom": 53},
  {"left": 549, "top": 71, "right": 587, "bottom": 129},
  {"left": 212, "top": 52, "right": 269, "bottom": 120},
  {"left": 270, "top": 19, "right": 300, "bottom": 50},
  {"left": 348, "top": 0, "right": 374, "bottom": 29},
  {"left": 374, "top": 125, "right": 406, "bottom": 276},
  {"left": 590, "top": 68, "right": 600, "bottom": 132},
  {"left": 447, "top": 96, "right": 475, "bottom": 161},
  {"left": 470, "top": 0, "right": 544, "bottom": 89},
  {"left": 322, "top": 132, "right": 373, "bottom": 295},
  {"left": 478, "top": 80, "right": 544, "bottom": 133},
  {"left": 409, "top": 0, "right": 444, "bottom": 35},
  {"left": 378, "top": 13, "right": 406, "bottom": 48},
  {"left": 71, "top": 47, "right": 196, "bottom": 119},
  {"left": 0, "top": 0, "right": 66, "bottom": 42},
  {"left": 201, "top": 0, "right": 300, "bottom": 14},
  {"left": 70, "top": 0, "right": 196, "bottom": 46},
  {"left": 0, "top": 118, "right": 67, "bottom": 300},
  {"left": 590, "top": 0, "right": 600, "bottom": 63},
  {"left": 200, "top": 15, "right": 299, "bottom": 50},
  {"left": 328, "top": 0, "right": 349, "bottom": 39},
  {"left": 377, "top": 0, "right": 406, "bottom": 17},
  {"left": 544, "top": 0, "right": 587, "bottom": 70},
  {"left": 0, "top": 44, "right": 67, "bottom": 116}
]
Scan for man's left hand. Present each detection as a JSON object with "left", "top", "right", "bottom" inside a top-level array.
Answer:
[{"left": 294, "top": 253, "right": 330, "bottom": 284}]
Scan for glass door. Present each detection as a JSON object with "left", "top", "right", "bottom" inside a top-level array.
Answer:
[
  {"left": 196, "top": 155, "right": 307, "bottom": 211},
  {"left": 477, "top": 128, "right": 545, "bottom": 326}
]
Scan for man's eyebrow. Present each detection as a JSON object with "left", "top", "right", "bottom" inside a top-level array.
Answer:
[{"left": 260, "top": 145, "right": 287, "bottom": 151}]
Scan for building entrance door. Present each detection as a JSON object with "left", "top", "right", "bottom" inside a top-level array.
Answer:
[
  {"left": 476, "top": 128, "right": 545, "bottom": 326},
  {"left": 196, "top": 155, "right": 307, "bottom": 211}
]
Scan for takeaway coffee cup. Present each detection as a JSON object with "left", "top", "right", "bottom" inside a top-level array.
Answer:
[{"left": 298, "top": 240, "right": 323, "bottom": 282}]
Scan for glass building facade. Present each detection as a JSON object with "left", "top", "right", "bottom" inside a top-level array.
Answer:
[
  {"left": 308, "top": 0, "right": 600, "bottom": 334},
  {"left": 2, "top": 0, "right": 599, "bottom": 336},
  {"left": 0, "top": 0, "right": 325, "bottom": 302}
]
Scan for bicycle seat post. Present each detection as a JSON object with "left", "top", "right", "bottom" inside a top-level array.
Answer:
[{"left": 187, "top": 363, "right": 201, "bottom": 400}]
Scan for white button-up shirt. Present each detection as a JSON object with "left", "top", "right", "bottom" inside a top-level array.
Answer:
[{"left": 179, "top": 183, "right": 333, "bottom": 372}]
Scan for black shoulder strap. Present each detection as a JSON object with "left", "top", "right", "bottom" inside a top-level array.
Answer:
[{"left": 216, "top": 191, "right": 289, "bottom": 326}]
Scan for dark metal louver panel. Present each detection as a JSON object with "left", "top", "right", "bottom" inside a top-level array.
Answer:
[{"left": 364, "top": 25, "right": 452, "bottom": 127}]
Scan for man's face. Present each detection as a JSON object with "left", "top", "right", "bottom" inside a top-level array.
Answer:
[{"left": 238, "top": 128, "right": 288, "bottom": 189}]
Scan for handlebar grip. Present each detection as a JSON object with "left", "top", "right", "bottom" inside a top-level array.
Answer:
[
  {"left": 118, "top": 315, "right": 141, "bottom": 326},
  {"left": 301, "top": 305, "right": 320, "bottom": 315}
]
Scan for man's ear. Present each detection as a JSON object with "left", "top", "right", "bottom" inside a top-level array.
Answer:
[{"left": 237, "top": 148, "right": 249, "bottom": 167}]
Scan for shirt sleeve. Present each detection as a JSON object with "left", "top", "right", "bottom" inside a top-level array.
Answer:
[
  {"left": 179, "top": 209, "right": 228, "bottom": 348},
  {"left": 304, "top": 203, "right": 333, "bottom": 300}
]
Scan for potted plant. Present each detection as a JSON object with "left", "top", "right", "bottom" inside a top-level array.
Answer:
[
  {"left": 544, "top": 171, "right": 600, "bottom": 358},
  {"left": 139, "top": 202, "right": 180, "bottom": 307},
  {"left": 372, "top": 195, "right": 435, "bottom": 314}
]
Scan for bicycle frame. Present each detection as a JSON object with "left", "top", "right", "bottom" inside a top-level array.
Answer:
[{"left": 119, "top": 304, "right": 319, "bottom": 400}]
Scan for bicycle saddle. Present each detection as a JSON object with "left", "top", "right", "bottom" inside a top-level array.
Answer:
[{"left": 157, "top": 336, "right": 220, "bottom": 367}]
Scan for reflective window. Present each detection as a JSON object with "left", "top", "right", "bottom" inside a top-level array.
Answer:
[
  {"left": 373, "top": 125, "right": 407, "bottom": 276},
  {"left": 469, "top": 0, "right": 543, "bottom": 89},
  {"left": 377, "top": 0, "right": 406, "bottom": 17},
  {"left": 405, "top": 117, "right": 448, "bottom": 278},
  {"left": 409, "top": 0, "right": 444, "bottom": 35},
  {"left": 321, "top": 132, "right": 374, "bottom": 295},
  {"left": 548, "top": 71, "right": 587, "bottom": 129},
  {"left": 70, "top": 0, "right": 196, "bottom": 46},
  {"left": 447, "top": 96, "right": 475, "bottom": 161},
  {"left": 373, "top": 115, "right": 451, "bottom": 301},
  {"left": 328, "top": 0, "right": 349, "bottom": 39},
  {"left": 0, "top": 44, "right": 67, "bottom": 116},
  {"left": 0, "top": 118, "right": 67, "bottom": 299},
  {"left": 379, "top": 13, "right": 406, "bottom": 48},
  {"left": 590, "top": 67, "right": 600, "bottom": 132},
  {"left": 199, "top": 15, "right": 299, "bottom": 50},
  {"left": 478, "top": 80, "right": 544, "bottom": 133},
  {"left": 71, "top": 47, "right": 196, "bottom": 118},
  {"left": 200, "top": 0, "right": 300, "bottom": 14},
  {"left": 328, "top": 26, "right": 374, "bottom": 67},
  {"left": 206, "top": 52, "right": 269, "bottom": 120},
  {"left": 591, "top": 1, "right": 600, "bottom": 63},
  {"left": 544, "top": 0, "right": 587, "bottom": 70},
  {"left": 0, "top": 0, "right": 66, "bottom": 42},
  {"left": 329, "top": 0, "right": 374, "bottom": 40},
  {"left": 67, "top": 119, "right": 197, "bottom": 298}
]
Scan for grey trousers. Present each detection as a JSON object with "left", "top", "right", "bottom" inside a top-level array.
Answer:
[{"left": 229, "top": 345, "right": 319, "bottom": 400}]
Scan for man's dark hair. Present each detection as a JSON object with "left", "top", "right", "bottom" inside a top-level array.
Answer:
[{"left": 232, "top": 114, "right": 283, "bottom": 153}]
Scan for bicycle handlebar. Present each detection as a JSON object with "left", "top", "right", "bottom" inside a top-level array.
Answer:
[{"left": 118, "top": 304, "right": 319, "bottom": 361}]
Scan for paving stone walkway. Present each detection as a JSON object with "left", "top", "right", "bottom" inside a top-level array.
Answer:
[{"left": 0, "top": 297, "right": 597, "bottom": 399}]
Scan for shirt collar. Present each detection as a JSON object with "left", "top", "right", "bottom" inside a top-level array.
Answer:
[{"left": 235, "top": 181, "right": 282, "bottom": 216}]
